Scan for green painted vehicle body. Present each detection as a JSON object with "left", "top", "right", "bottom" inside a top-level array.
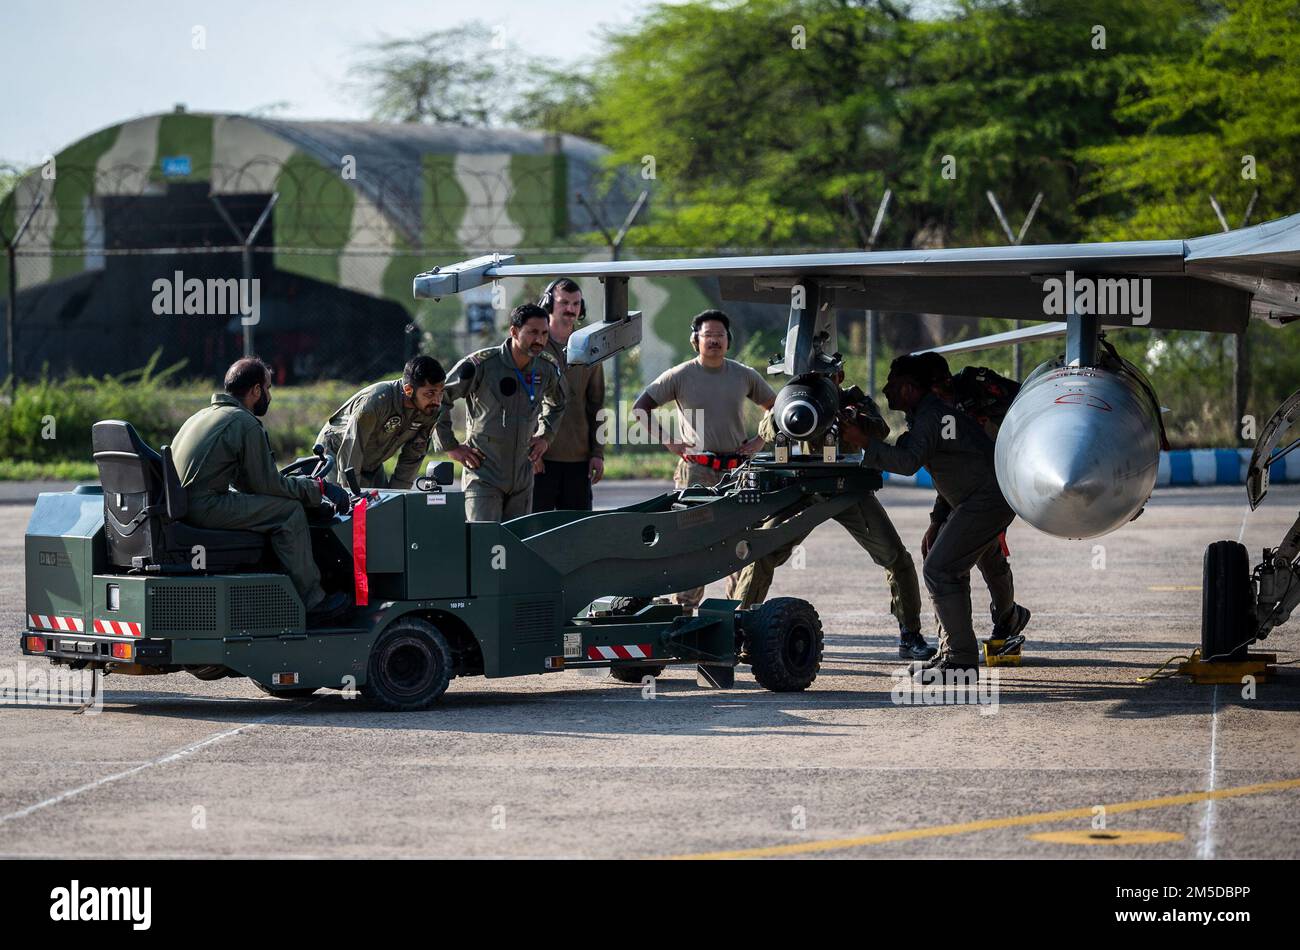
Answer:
[{"left": 21, "top": 460, "right": 881, "bottom": 703}]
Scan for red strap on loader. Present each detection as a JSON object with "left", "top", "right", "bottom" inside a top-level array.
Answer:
[
  {"left": 683, "top": 452, "right": 744, "bottom": 470},
  {"left": 998, "top": 531, "right": 1010, "bottom": 557},
  {"left": 352, "top": 496, "right": 369, "bottom": 607}
]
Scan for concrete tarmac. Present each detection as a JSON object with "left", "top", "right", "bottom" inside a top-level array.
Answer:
[{"left": 1, "top": 481, "right": 1297, "bottom": 859}]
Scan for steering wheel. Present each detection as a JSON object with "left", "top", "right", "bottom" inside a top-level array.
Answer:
[{"left": 279, "top": 447, "right": 336, "bottom": 481}]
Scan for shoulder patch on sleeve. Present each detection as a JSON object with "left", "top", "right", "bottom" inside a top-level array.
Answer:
[
  {"left": 538, "top": 349, "right": 558, "bottom": 366},
  {"left": 449, "top": 357, "right": 479, "bottom": 385}
]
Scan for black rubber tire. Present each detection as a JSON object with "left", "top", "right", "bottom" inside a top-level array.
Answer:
[
  {"left": 603, "top": 597, "right": 663, "bottom": 683},
  {"left": 608, "top": 596, "right": 652, "bottom": 615},
  {"left": 254, "top": 683, "right": 319, "bottom": 699},
  {"left": 188, "top": 665, "right": 235, "bottom": 681},
  {"left": 362, "top": 617, "right": 453, "bottom": 711},
  {"left": 1201, "top": 540, "right": 1254, "bottom": 662},
  {"left": 743, "top": 597, "right": 823, "bottom": 692},
  {"left": 608, "top": 665, "right": 666, "bottom": 683}
]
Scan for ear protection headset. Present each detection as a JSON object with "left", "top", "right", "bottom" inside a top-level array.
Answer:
[
  {"left": 538, "top": 278, "right": 587, "bottom": 319},
  {"left": 690, "top": 311, "right": 733, "bottom": 351}
]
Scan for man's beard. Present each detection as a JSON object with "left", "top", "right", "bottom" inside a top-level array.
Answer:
[{"left": 252, "top": 392, "right": 270, "bottom": 417}]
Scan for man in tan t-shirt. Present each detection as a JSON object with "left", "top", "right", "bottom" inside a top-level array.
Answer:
[{"left": 633, "top": 309, "right": 776, "bottom": 608}]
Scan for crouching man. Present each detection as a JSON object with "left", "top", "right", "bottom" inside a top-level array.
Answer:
[
  {"left": 315, "top": 355, "right": 446, "bottom": 490},
  {"left": 839, "top": 355, "right": 1017, "bottom": 679}
]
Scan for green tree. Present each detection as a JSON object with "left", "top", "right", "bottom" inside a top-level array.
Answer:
[
  {"left": 586, "top": 0, "right": 1202, "bottom": 250},
  {"left": 349, "top": 24, "right": 521, "bottom": 126},
  {"left": 1079, "top": 0, "right": 1300, "bottom": 240}
]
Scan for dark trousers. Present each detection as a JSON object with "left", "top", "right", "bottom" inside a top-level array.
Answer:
[{"left": 531, "top": 459, "right": 593, "bottom": 512}]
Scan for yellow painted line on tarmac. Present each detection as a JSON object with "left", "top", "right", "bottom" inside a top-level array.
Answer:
[
  {"left": 1148, "top": 585, "right": 1202, "bottom": 592},
  {"left": 668, "top": 776, "right": 1300, "bottom": 860},
  {"left": 1028, "top": 829, "right": 1184, "bottom": 845}
]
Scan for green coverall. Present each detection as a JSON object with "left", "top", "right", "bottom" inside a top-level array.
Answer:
[
  {"left": 170, "top": 393, "right": 327, "bottom": 609},
  {"left": 316, "top": 379, "right": 437, "bottom": 490},
  {"left": 433, "top": 339, "right": 565, "bottom": 522}
]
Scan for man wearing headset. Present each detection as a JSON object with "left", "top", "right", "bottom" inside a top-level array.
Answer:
[
  {"left": 632, "top": 309, "right": 776, "bottom": 608},
  {"left": 531, "top": 278, "right": 606, "bottom": 511}
]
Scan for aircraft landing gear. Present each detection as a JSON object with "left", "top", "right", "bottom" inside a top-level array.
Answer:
[{"left": 1194, "top": 388, "right": 1300, "bottom": 676}]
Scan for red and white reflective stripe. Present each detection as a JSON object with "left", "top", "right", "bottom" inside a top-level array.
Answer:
[
  {"left": 92, "top": 619, "right": 142, "bottom": 638},
  {"left": 587, "top": 643, "right": 653, "bottom": 661},
  {"left": 28, "top": 614, "right": 84, "bottom": 632}
]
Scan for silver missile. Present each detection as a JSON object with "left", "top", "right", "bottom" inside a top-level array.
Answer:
[{"left": 995, "top": 359, "right": 1162, "bottom": 539}]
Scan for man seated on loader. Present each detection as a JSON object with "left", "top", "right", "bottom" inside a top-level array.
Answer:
[{"left": 170, "top": 357, "right": 353, "bottom": 624}]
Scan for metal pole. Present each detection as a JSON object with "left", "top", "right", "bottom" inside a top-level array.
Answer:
[
  {"left": 211, "top": 192, "right": 278, "bottom": 357},
  {"left": 987, "top": 191, "right": 1042, "bottom": 380},
  {"left": 6, "top": 245, "right": 15, "bottom": 400},
  {"left": 4, "top": 191, "right": 45, "bottom": 399},
  {"left": 863, "top": 189, "right": 891, "bottom": 396},
  {"left": 1208, "top": 193, "right": 1254, "bottom": 445},
  {"left": 866, "top": 310, "right": 878, "bottom": 396},
  {"left": 576, "top": 190, "right": 647, "bottom": 455},
  {"left": 1233, "top": 330, "right": 1250, "bottom": 446}
]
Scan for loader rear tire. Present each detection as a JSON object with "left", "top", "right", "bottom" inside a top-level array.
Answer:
[
  {"left": 362, "top": 617, "right": 453, "bottom": 711},
  {"left": 1201, "top": 540, "right": 1253, "bottom": 662},
  {"left": 743, "top": 597, "right": 822, "bottom": 692}
]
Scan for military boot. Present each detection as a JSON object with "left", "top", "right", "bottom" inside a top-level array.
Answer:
[
  {"left": 930, "top": 590, "right": 981, "bottom": 667},
  {"left": 899, "top": 630, "right": 938, "bottom": 660}
]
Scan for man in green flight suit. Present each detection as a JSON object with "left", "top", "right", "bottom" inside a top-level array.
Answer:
[
  {"left": 434, "top": 304, "right": 566, "bottom": 522},
  {"left": 170, "top": 357, "right": 352, "bottom": 622},
  {"left": 315, "top": 355, "right": 447, "bottom": 490}
]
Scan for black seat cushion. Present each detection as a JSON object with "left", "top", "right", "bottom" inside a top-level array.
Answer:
[
  {"left": 164, "top": 520, "right": 265, "bottom": 557},
  {"left": 93, "top": 419, "right": 267, "bottom": 571}
]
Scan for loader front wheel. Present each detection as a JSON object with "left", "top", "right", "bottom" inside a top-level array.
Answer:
[
  {"left": 362, "top": 618, "right": 453, "bottom": 711},
  {"left": 743, "top": 597, "right": 823, "bottom": 692}
]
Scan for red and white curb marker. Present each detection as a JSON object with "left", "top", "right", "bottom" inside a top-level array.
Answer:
[
  {"left": 27, "top": 614, "right": 84, "bottom": 633},
  {"left": 92, "top": 619, "right": 142, "bottom": 637},
  {"left": 587, "top": 643, "right": 654, "bottom": 661}
]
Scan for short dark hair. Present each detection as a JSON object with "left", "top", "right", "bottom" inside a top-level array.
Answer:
[
  {"left": 914, "top": 351, "right": 952, "bottom": 387},
  {"left": 224, "top": 357, "right": 272, "bottom": 398},
  {"left": 887, "top": 354, "right": 931, "bottom": 389},
  {"left": 510, "top": 303, "right": 550, "bottom": 329},
  {"left": 403, "top": 355, "right": 446, "bottom": 390},
  {"left": 691, "top": 309, "right": 731, "bottom": 335}
]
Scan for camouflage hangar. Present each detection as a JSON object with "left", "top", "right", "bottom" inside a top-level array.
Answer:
[{"left": 0, "top": 108, "right": 712, "bottom": 385}]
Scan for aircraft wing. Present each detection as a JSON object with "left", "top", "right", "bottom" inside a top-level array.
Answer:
[{"left": 415, "top": 212, "right": 1300, "bottom": 334}]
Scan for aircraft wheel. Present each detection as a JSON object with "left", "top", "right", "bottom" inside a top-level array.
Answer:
[
  {"left": 743, "top": 597, "right": 823, "bottom": 692},
  {"left": 1201, "top": 540, "right": 1253, "bottom": 662},
  {"left": 362, "top": 618, "right": 452, "bottom": 710}
]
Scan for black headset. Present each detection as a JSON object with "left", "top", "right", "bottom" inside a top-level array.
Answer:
[
  {"left": 690, "top": 311, "right": 733, "bottom": 351},
  {"left": 538, "top": 278, "right": 587, "bottom": 319}
]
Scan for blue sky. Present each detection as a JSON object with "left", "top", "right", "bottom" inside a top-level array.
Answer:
[{"left": 2, "top": 0, "right": 656, "bottom": 164}]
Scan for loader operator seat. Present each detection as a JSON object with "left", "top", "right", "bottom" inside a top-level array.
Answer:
[{"left": 92, "top": 420, "right": 266, "bottom": 572}]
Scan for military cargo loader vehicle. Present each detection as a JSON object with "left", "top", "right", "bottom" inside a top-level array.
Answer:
[{"left": 19, "top": 420, "right": 880, "bottom": 710}]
